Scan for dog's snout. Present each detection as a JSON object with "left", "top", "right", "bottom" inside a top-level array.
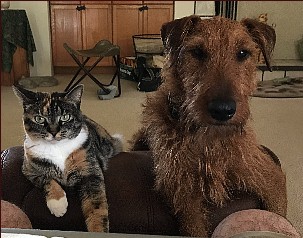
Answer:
[{"left": 208, "top": 99, "right": 236, "bottom": 121}]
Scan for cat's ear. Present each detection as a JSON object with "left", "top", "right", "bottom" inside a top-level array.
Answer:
[
  {"left": 65, "top": 84, "right": 83, "bottom": 106},
  {"left": 12, "top": 84, "right": 37, "bottom": 104}
]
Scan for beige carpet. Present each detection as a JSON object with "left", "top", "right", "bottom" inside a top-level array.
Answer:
[{"left": 1, "top": 75, "right": 302, "bottom": 236}]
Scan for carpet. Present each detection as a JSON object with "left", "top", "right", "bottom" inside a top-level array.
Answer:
[
  {"left": 18, "top": 76, "right": 58, "bottom": 89},
  {"left": 253, "top": 77, "right": 303, "bottom": 98}
]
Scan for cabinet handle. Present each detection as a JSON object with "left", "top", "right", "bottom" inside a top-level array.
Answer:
[
  {"left": 138, "top": 5, "right": 149, "bottom": 12},
  {"left": 76, "top": 5, "right": 86, "bottom": 11}
]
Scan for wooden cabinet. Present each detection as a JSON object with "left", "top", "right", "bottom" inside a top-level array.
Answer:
[
  {"left": 50, "top": 2, "right": 112, "bottom": 67},
  {"left": 143, "top": 4, "right": 174, "bottom": 34},
  {"left": 113, "top": 2, "right": 173, "bottom": 57},
  {"left": 50, "top": 1, "right": 173, "bottom": 67},
  {"left": 1, "top": 47, "right": 30, "bottom": 86},
  {"left": 50, "top": 5, "right": 82, "bottom": 66},
  {"left": 112, "top": 5, "right": 143, "bottom": 57},
  {"left": 82, "top": 4, "right": 112, "bottom": 66}
]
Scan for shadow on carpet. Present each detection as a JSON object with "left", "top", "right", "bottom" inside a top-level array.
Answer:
[{"left": 253, "top": 77, "right": 303, "bottom": 98}]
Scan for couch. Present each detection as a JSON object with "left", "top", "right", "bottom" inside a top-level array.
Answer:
[{"left": 1, "top": 146, "right": 300, "bottom": 237}]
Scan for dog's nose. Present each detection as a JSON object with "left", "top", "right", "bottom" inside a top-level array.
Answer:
[{"left": 208, "top": 99, "right": 236, "bottom": 121}]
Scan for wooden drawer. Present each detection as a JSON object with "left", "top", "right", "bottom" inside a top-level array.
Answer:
[
  {"left": 144, "top": 1, "right": 173, "bottom": 5},
  {"left": 112, "top": 1, "right": 142, "bottom": 5},
  {"left": 49, "top": 1, "right": 80, "bottom": 5},
  {"left": 82, "top": 1, "right": 111, "bottom": 4}
]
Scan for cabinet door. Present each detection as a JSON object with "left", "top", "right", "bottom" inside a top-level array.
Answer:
[
  {"left": 143, "top": 4, "right": 173, "bottom": 34},
  {"left": 112, "top": 1, "right": 142, "bottom": 4},
  {"left": 113, "top": 5, "right": 144, "bottom": 57},
  {"left": 82, "top": 4, "right": 112, "bottom": 66},
  {"left": 50, "top": 1, "right": 80, "bottom": 5},
  {"left": 51, "top": 5, "right": 82, "bottom": 66},
  {"left": 143, "top": 1, "right": 173, "bottom": 4}
]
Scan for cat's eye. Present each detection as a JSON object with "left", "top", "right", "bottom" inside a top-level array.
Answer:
[
  {"left": 34, "top": 116, "right": 46, "bottom": 124},
  {"left": 60, "top": 114, "right": 72, "bottom": 122}
]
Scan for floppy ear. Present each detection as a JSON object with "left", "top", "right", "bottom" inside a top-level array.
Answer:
[
  {"left": 241, "top": 18, "right": 276, "bottom": 71},
  {"left": 161, "top": 15, "right": 201, "bottom": 53}
]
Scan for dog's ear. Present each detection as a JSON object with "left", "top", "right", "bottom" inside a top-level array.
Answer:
[
  {"left": 161, "top": 15, "right": 201, "bottom": 51},
  {"left": 241, "top": 18, "right": 276, "bottom": 71}
]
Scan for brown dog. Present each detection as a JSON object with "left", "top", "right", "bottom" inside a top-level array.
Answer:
[{"left": 131, "top": 16, "right": 287, "bottom": 237}]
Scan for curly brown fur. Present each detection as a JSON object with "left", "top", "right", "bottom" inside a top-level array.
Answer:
[{"left": 131, "top": 16, "right": 287, "bottom": 237}]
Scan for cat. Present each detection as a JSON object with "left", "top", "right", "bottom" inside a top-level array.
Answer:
[{"left": 13, "top": 84, "right": 123, "bottom": 232}]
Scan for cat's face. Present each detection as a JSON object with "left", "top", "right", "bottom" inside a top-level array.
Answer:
[{"left": 13, "top": 85, "right": 84, "bottom": 142}]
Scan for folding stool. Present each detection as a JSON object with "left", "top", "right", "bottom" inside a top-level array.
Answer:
[{"left": 63, "top": 40, "right": 121, "bottom": 97}]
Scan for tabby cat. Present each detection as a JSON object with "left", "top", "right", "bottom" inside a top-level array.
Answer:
[{"left": 13, "top": 84, "right": 123, "bottom": 232}]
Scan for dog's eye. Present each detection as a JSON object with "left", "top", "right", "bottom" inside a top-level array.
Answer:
[
  {"left": 236, "top": 49, "right": 251, "bottom": 61},
  {"left": 190, "top": 48, "right": 208, "bottom": 61}
]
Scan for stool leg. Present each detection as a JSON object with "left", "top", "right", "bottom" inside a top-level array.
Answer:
[
  {"left": 64, "top": 43, "right": 121, "bottom": 97},
  {"left": 65, "top": 57, "right": 90, "bottom": 92},
  {"left": 115, "top": 55, "right": 121, "bottom": 97},
  {"left": 104, "top": 55, "right": 121, "bottom": 97},
  {"left": 76, "top": 62, "right": 111, "bottom": 94},
  {"left": 70, "top": 57, "right": 104, "bottom": 89},
  {"left": 65, "top": 56, "right": 107, "bottom": 93}
]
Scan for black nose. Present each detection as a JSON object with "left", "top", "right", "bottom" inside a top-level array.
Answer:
[{"left": 208, "top": 99, "right": 236, "bottom": 121}]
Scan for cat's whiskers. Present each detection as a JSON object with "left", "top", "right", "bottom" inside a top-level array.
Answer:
[{"left": 27, "top": 145, "right": 37, "bottom": 149}]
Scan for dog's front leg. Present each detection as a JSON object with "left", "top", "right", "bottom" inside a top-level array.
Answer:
[
  {"left": 176, "top": 198, "right": 209, "bottom": 237},
  {"left": 238, "top": 154, "right": 287, "bottom": 217},
  {"left": 256, "top": 167, "right": 287, "bottom": 217}
]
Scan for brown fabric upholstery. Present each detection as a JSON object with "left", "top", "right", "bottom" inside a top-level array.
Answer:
[{"left": 1, "top": 146, "right": 262, "bottom": 235}]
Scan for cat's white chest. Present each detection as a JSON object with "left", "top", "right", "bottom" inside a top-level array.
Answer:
[{"left": 24, "top": 128, "right": 88, "bottom": 171}]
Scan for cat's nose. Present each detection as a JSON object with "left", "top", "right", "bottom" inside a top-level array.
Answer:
[{"left": 48, "top": 125, "right": 59, "bottom": 137}]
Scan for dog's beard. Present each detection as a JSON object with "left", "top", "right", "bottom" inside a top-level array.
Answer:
[
  {"left": 186, "top": 121, "right": 245, "bottom": 137},
  {"left": 181, "top": 103, "right": 247, "bottom": 136}
]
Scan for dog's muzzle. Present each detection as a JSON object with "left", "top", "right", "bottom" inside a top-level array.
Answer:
[{"left": 207, "top": 99, "right": 236, "bottom": 122}]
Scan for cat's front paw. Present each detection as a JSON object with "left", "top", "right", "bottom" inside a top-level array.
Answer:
[{"left": 47, "top": 192, "right": 68, "bottom": 217}]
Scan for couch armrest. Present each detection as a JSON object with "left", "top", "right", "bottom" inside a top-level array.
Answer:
[
  {"left": 1, "top": 147, "right": 178, "bottom": 234},
  {"left": 1, "top": 147, "right": 33, "bottom": 207},
  {"left": 1, "top": 146, "right": 263, "bottom": 235}
]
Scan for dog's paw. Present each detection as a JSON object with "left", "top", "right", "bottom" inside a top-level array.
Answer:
[{"left": 47, "top": 192, "right": 68, "bottom": 217}]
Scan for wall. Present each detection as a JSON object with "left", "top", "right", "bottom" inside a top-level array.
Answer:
[
  {"left": 8, "top": 1, "right": 303, "bottom": 77},
  {"left": 174, "top": 1, "right": 194, "bottom": 19},
  {"left": 10, "top": 1, "right": 53, "bottom": 76},
  {"left": 174, "top": 1, "right": 215, "bottom": 19},
  {"left": 237, "top": 1, "right": 303, "bottom": 60}
]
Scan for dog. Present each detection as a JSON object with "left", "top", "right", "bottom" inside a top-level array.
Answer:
[
  {"left": 258, "top": 13, "right": 268, "bottom": 24},
  {"left": 131, "top": 16, "right": 287, "bottom": 237}
]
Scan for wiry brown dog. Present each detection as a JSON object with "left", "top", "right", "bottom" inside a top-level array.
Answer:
[{"left": 131, "top": 16, "right": 287, "bottom": 237}]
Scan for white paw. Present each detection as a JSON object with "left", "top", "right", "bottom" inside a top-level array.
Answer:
[{"left": 47, "top": 193, "right": 68, "bottom": 217}]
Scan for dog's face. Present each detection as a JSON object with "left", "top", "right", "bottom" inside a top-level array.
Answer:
[
  {"left": 161, "top": 16, "right": 276, "bottom": 128},
  {"left": 258, "top": 13, "right": 268, "bottom": 23}
]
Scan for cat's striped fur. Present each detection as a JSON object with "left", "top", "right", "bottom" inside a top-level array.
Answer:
[{"left": 13, "top": 84, "right": 122, "bottom": 232}]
